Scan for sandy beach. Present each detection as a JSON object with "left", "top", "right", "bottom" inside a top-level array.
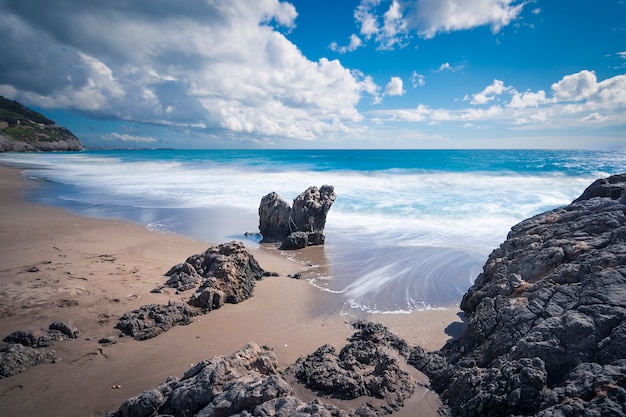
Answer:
[{"left": 0, "top": 164, "right": 463, "bottom": 417}]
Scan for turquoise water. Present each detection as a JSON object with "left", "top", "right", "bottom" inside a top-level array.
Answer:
[{"left": 2, "top": 149, "right": 625, "bottom": 312}]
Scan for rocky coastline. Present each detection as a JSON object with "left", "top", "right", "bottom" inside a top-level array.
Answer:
[
  {"left": 102, "top": 173, "right": 626, "bottom": 416},
  {"left": 2, "top": 172, "right": 625, "bottom": 416}
]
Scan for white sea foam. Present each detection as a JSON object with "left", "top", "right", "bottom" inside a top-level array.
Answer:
[{"left": 1, "top": 150, "right": 623, "bottom": 312}]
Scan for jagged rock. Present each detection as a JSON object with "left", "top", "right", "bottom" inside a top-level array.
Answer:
[
  {"left": 106, "top": 324, "right": 418, "bottom": 417},
  {"left": 115, "top": 301, "right": 201, "bottom": 340},
  {"left": 289, "top": 321, "right": 416, "bottom": 414},
  {"left": 258, "top": 185, "right": 336, "bottom": 249},
  {"left": 165, "top": 242, "right": 266, "bottom": 312},
  {"left": 0, "top": 343, "right": 57, "bottom": 378},
  {"left": 410, "top": 173, "right": 626, "bottom": 417},
  {"left": 258, "top": 192, "right": 292, "bottom": 241}
]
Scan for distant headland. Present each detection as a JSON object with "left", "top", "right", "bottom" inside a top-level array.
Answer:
[{"left": 0, "top": 96, "right": 83, "bottom": 152}]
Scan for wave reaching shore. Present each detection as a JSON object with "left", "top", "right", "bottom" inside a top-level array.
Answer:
[{"left": 1, "top": 149, "right": 624, "bottom": 313}]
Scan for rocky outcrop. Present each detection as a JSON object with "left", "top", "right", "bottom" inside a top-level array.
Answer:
[
  {"left": 410, "top": 173, "right": 626, "bottom": 417},
  {"left": 0, "top": 321, "right": 80, "bottom": 378},
  {"left": 258, "top": 185, "right": 336, "bottom": 250},
  {"left": 289, "top": 321, "right": 415, "bottom": 415},
  {"left": 164, "top": 241, "right": 268, "bottom": 310},
  {"left": 115, "top": 301, "right": 201, "bottom": 340},
  {"left": 117, "top": 242, "right": 270, "bottom": 340},
  {"left": 106, "top": 322, "right": 417, "bottom": 417}
]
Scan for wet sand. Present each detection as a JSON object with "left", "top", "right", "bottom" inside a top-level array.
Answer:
[{"left": 0, "top": 164, "right": 463, "bottom": 417}]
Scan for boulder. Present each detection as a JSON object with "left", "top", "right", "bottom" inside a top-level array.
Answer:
[
  {"left": 410, "top": 173, "right": 626, "bottom": 417},
  {"left": 165, "top": 242, "right": 266, "bottom": 309},
  {"left": 289, "top": 321, "right": 415, "bottom": 414},
  {"left": 258, "top": 185, "right": 336, "bottom": 249}
]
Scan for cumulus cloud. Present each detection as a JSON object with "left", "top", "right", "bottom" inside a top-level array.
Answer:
[
  {"left": 411, "top": 71, "right": 426, "bottom": 87},
  {"left": 384, "top": 76, "right": 405, "bottom": 96},
  {"left": 0, "top": 0, "right": 379, "bottom": 142},
  {"left": 354, "top": 0, "right": 526, "bottom": 49},
  {"left": 470, "top": 79, "right": 511, "bottom": 104},
  {"left": 330, "top": 34, "right": 363, "bottom": 54},
  {"left": 373, "top": 70, "right": 626, "bottom": 129}
]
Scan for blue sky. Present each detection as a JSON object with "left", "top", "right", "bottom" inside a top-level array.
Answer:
[{"left": 0, "top": 0, "right": 625, "bottom": 149}]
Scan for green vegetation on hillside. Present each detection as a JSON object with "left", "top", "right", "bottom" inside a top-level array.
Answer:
[{"left": 0, "top": 96, "right": 83, "bottom": 151}]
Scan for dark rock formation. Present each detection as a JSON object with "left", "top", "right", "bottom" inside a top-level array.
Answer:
[
  {"left": 0, "top": 344, "right": 57, "bottom": 378},
  {"left": 106, "top": 323, "right": 417, "bottom": 417},
  {"left": 115, "top": 301, "right": 200, "bottom": 340},
  {"left": 117, "top": 242, "right": 268, "bottom": 340},
  {"left": 289, "top": 321, "right": 415, "bottom": 415},
  {"left": 258, "top": 185, "right": 336, "bottom": 250},
  {"left": 410, "top": 173, "right": 626, "bottom": 417},
  {"left": 0, "top": 321, "right": 79, "bottom": 378},
  {"left": 165, "top": 241, "right": 267, "bottom": 310}
]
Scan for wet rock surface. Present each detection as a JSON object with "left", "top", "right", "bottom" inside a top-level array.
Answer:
[
  {"left": 106, "top": 322, "right": 417, "bottom": 417},
  {"left": 258, "top": 185, "right": 336, "bottom": 250},
  {"left": 410, "top": 173, "right": 626, "bottom": 417}
]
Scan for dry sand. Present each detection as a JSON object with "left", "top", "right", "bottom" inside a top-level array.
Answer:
[{"left": 0, "top": 165, "right": 464, "bottom": 417}]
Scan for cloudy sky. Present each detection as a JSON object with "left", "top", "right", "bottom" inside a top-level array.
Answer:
[{"left": 1, "top": 0, "right": 625, "bottom": 149}]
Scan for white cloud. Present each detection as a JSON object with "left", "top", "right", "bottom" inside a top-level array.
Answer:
[
  {"left": 330, "top": 34, "right": 363, "bottom": 54},
  {"left": 508, "top": 90, "right": 550, "bottom": 108},
  {"left": 470, "top": 79, "right": 511, "bottom": 104},
  {"left": 618, "top": 51, "right": 626, "bottom": 59},
  {"left": 434, "top": 62, "right": 465, "bottom": 72},
  {"left": 0, "top": 0, "right": 379, "bottom": 142},
  {"left": 411, "top": 71, "right": 425, "bottom": 87},
  {"left": 372, "top": 70, "right": 626, "bottom": 130},
  {"left": 103, "top": 133, "right": 157, "bottom": 143},
  {"left": 551, "top": 70, "right": 598, "bottom": 101},
  {"left": 354, "top": 0, "right": 526, "bottom": 49},
  {"left": 384, "top": 76, "right": 405, "bottom": 96}
]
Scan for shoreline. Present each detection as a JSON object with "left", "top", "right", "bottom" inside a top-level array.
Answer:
[{"left": 0, "top": 164, "right": 463, "bottom": 417}]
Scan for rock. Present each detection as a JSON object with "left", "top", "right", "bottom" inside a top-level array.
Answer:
[
  {"left": 0, "top": 343, "right": 57, "bottom": 378},
  {"left": 258, "top": 185, "right": 336, "bottom": 249},
  {"left": 165, "top": 242, "right": 266, "bottom": 309},
  {"left": 279, "top": 231, "right": 309, "bottom": 250},
  {"left": 258, "top": 192, "right": 292, "bottom": 241},
  {"left": 98, "top": 336, "right": 118, "bottom": 345},
  {"left": 3, "top": 329, "right": 53, "bottom": 348},
  {"left": 289, "top": 321, "right": 415, "bottom": 414},
  {"left": 106, "top": 324, "right": 418, "bottom": 416},
  {"left": 48, "top": 321, "right": 80, "bottom": 339},
  {"left": 410, "top": 173, "right": 626, "bottom": 417},
  {"left": 115, "top": 301, "right": 201, "bottom": 340}
]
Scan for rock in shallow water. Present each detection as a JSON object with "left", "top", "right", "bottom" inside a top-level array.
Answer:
[{"left": 258, "top": 185, "right": 336, "bottom": 250}]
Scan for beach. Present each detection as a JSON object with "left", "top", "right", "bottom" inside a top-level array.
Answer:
[{"left": 0, "top": 164, "right": 463, "bottom": 417}]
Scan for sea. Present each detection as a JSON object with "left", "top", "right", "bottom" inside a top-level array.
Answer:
[{"left": 1, "top": 149, "right": 625, "bottom": 314}]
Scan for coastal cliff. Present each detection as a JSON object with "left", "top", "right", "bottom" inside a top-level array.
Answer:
[{"left": 0, "top": 96, "right": 83, "bottom": 152}]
